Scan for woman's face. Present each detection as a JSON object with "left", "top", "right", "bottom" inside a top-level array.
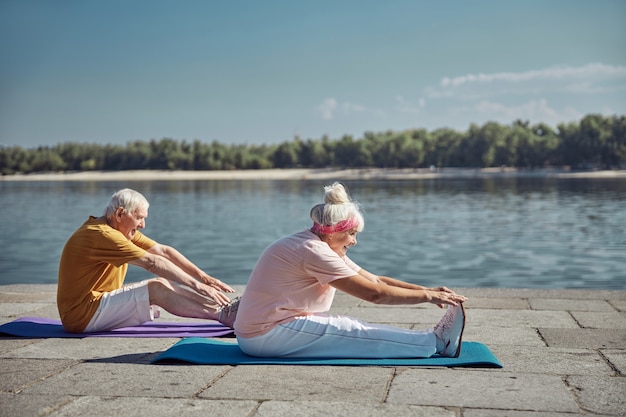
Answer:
[{"left": 325, "top": 228, "right": 358, "bottom": 257}]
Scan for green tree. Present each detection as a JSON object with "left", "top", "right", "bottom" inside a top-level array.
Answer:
[
  {"left": 556, "top": 121, "right": 581, "bottom": 167},
  {"left": 1, "top": 113, "right": 624, "bottom": 174},
  {"left": 29, "top": 147, "right": 66, "bottom": 172},
  {"left": 299, "top": 139, "right": 327, "bottom": 167},
  {"left": 368, "top": 130, "right": 399, "bottom": 167},
  {"left": 428, "top": 128, "right": 463, "bottom": 168},
  {"left": 609, "top": 115, "right": 626, "bottom": 167},
  {"left": 532, "top": 123, "right": 560, "bottom": 167},
  {"left": 273, "top": 141, "right": 301, "bottom": 168},
  {"left": 334, "top": 135, "right": 353, "bottom": 167},
  {"left": 476, "top": 122, "right": 510, "bottom": 167}
]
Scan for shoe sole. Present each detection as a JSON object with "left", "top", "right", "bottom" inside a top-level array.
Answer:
[
  {"left": 218, "top": 297, "right": 240, "bottom": 329},
  {"left": 453, "top": 302, "right": 466, "bottom": 358}
]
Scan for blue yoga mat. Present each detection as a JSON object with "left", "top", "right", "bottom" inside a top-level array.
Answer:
[
  {"left": 152, "top": 337, "right": 503, "bottom": 368},
  {"left": 0, "top": 317, "right": 234, "bottom": 338}
]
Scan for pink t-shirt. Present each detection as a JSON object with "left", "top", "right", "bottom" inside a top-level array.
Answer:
[{"left": 235, "top": 229, "right": 361, "bottom": 338}]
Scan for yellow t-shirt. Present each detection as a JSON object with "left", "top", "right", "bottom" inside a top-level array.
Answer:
[{"left": 57, "top": 216, "right": 157, "bottom": 332}]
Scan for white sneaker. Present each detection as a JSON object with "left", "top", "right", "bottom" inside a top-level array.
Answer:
[
  {"left": 433, "top": 303, "right": 466, "bottom": 358},
  {"left": 217, "top": 297, "right": 240, "bottom": 329}
]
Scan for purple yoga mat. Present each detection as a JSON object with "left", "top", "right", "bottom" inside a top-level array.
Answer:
[{"left": 0, "top": 317, "right": 234, "bottom": 338}]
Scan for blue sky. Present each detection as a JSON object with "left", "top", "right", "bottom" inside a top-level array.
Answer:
[{"left": 1, "top": 0, "right": 625, "bottom": 148}]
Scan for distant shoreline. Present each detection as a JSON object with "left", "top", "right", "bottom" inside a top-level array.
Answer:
[{"left": 2, "top": 167, "right": 626, "bottom": 182}]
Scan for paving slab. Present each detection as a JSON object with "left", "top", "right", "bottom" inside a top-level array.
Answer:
[
  {"left": 1, "top": 284, "right": 625, "bottom": 417},
  {"left": 0, "top": 303, "right": 52, "bottom": 318},
  {"left": 608, "top": 299, "right": 626, "bottom": 312},
  {"left": 539, "top": 328, "right": 626, "bottom": 349},
  {"left": 489, "top": 346, "right": 612, "bottom": 375},
  {"left": 331, "top": 294, "right": 367, "bottom": 308},
  {"left": 0, "top": 338, "right": 37, "bottom": 355},
  {"left": 566, "top": 375, "right": 626, "bottom": 416},
  {"left": 464, "top": 297, "right": 531, "bottom": 310},
  {"left": 254, "top": 400, "right": 456, "bottom": 417},
  {"left": 528, "top": 298, "right": 616, "bottom": 312},
  {"left": 200, "top": 365, "right": 393, "bottom": 402},
  {"left": 0, "top": 358, "right": 77, "bottom": 393},
  {"left": 0, "top": 393, "right": 75, "bottom": 417},
  {"left": 0, "top": 292, "right": 56, "bottom": 303},
  {"left": 570, "top": 311, "right": 626, "bottom": 329},
  {"left": 49, "top": 397, "right": 258, "bottom": 417},
  {"left": 0, "top": 284, "right": 58, "bottom": 293},
  {"left": 466, "top": 309, "right": 580, "bottom": 328},
  {"left": 23, "top": 362, "right": 230, "bottom": 398},
  {"left": 463, "top": 325, "right": 545, "bottom": 347},
  {"left": 387, "top": 369, "right": 579, "bottom": 413},
  {"left": 463, "top": 409, "right": 614, "bottom": 417},
  {"left": 451, "top": 288, "right": 626, "bottom": 300},
  {"left": 26, "top": 304, "right": 61, "bottom": 319},
  {"left": 602, "top": 349, "right": 626, "bottom": 375},
  {"left": 2, "top": 337, "right": 175, "bottom": 361}
]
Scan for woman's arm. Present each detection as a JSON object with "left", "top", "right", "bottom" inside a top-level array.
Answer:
[
  {"left": 329, "top": 273, "right": 466, "bottom": 307},
  {"left": 359, "top": 268, "right": 456, "bottom": 294}
]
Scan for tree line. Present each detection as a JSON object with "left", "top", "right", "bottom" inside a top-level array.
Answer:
[{"left": 1, "top": 114, "right": 625, "bottom": 175}]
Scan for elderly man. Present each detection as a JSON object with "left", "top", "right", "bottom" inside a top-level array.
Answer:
[{"left": 57, "top": 188, "right": 239, "bottom": 333}]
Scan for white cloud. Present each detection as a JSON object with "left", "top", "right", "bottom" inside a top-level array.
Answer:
[
  {"left": 317, "top": 63, "right": 623, "bottom": 130},
  {"left": 427, "top": 62, "right": 625, "bottom": 129},
  {"left": 318, "top": 98, "right": 337, "bottom": 120},
  {"left": 441, "top": 63, "right": 626, "bottom": 87},
  {"left": 565, "top": 82, "right": 626, "bottom": 94},
  {"left": 318, "top": 98, "right": 384, "bottom": 120},
  {"left": 341, "top": 102, "right": 366, "bottom": 113},
  {"left": 394, "top": 95, "right": 425, "bottom": 114},
  {"left": 471, "top": 98, "right": 582, "bottom": 126}
]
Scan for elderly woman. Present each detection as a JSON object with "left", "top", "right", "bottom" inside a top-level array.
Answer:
[{"left": 234, "top": 182, "right": 467, "bottom": 359}]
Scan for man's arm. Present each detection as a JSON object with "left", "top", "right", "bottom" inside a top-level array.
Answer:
[
  {"left": 129, "top": 252, "right": 232, "bottom": 305},
  {"left": 147, "top": 243, "right": 234, "bottom": 293}
]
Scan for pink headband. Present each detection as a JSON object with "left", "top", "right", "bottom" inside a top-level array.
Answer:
[{"left": 311, "top": 217, "right": 359, "bottom": 235}]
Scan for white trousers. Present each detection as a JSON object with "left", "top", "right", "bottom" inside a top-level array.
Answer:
[{"left": 237, "top": 313, "right": 437, "bottom": 358}]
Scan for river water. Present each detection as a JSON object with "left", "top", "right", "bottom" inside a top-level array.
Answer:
[{"left": 1, "top": 177, "right": 624, "bottom": 289}]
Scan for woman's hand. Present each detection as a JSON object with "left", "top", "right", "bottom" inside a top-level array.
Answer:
[
  {"left": 429, "top": 286, "right": 454, "bottom": 293},
  {"left": 427, "top": 288, "right": 467, "bottom": 308}
]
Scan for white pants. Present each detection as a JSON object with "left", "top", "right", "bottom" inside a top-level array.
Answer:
[
  {"left": 84, "top": 280, "right": 159, "bottom": 332},
  {"left": 237, "top": 313, "right": 437, "bottom": 358}
]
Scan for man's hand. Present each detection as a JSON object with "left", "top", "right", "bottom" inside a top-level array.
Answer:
[
  {"left": 149, "top": 244, "right": 236, "bottom": 294},
  {"left": 132, "top": 253, "right": 234, "bottom": 305},
  {"left": 194, "top": 281, "right": 233, "bottom": 306},
  {"left": 199, "top": 273, "right": 235, "bottom": 293}
]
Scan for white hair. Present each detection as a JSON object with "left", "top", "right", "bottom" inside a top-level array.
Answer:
[
  {"left": 103, "top": 188, "right": 149, "bottom": 219},
  {"left": 309, "top": 182, "right": 364, "bottom": 232}
]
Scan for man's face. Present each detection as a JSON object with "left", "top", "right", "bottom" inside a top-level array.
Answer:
[{"left": 116, "top": 206, "right": 148, "bottom": 240}]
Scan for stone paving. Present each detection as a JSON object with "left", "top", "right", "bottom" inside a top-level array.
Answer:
[{"left": 1, "top": 284, "right": 625, "bottom": 417}]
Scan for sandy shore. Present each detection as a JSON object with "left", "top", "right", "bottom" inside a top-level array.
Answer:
[{"left": 2, "top": 167, "right": 626, "bottom": 181}]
